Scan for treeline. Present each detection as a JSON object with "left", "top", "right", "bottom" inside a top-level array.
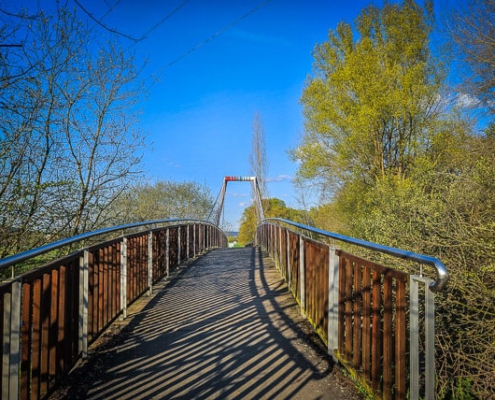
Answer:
[
  {"left": 291, "top": 0, "right": 494, "bottom": 398},
  {"left": 237, "top": 198, "right": 309, "bottom": 245}
]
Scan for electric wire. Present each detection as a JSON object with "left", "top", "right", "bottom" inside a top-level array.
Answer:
[{"left": 162, "top": 0, "right": 272, "bottom": 70}]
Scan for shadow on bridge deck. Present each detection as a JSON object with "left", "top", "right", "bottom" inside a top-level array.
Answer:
[{"left": 51, "top": 247, "right": 361, "bottom": 400}]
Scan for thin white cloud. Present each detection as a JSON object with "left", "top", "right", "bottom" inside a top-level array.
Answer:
[
  {"left": 456, "top": 93, "right": 480, "bottom": 109},
  {"left": 229, "top": 28, "right": 292, "bottom": 48},
  {"left": 266, "top": 174, "right": 293, "bottom": 183},
  {"left": 161, "top": 158, "right": 181, "bottom": 168}
]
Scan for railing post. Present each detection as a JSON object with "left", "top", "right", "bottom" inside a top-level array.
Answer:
[
  {"left": 2, "top": 278, "right": 21, "bottom": 400},
  {"left": 286, "top": 229, "right": 291, "bottom": 289},
  {"left": 425, "top": 280, "right": 435, "bottom": 400},
  {"left": 148, "top": 231, "right": 153, "bottom": 295},
  {"left": 410, "top": 275, "right": 435, "bottom": 400},
  {"left": 299, "top": 234, "right": 306, "bottom": 314},
  {"left": 166, "top": 228, "right": 170, "bottom": 279},
  {"left": 193, "top": 224, "right": 196, "bottom": 257},
  {"left": 177, "top": 226, "right": 181, "bottom": 265},
  {"left": 79, "top": 250, "right": 89, "bottom": 358},
  {"left": 186, "top": 225, "right": 190, "bottom": 261},
  {"left": 410, "top": 277, "right": 419, "bottom": 400},
  {"left": 120, "top": 237, "right": 128, "bottom": 319},
  {"left": 328, "top": 246, "right": 340, "bottom": 360}
]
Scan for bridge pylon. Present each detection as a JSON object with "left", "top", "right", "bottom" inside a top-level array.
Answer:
[{"left": 209, "top": 176, "right": 265, "bottom": 228}]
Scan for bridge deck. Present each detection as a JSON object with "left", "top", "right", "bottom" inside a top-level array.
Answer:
[{"left": 52, "top": 247, "right": 360, "bottom": 399}]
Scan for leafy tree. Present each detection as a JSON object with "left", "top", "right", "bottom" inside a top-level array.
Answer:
[
  {"left": 238, "top": 198, "right": 309, "bottom": 244},
  {"left": 354, "top": 131, "right": 495, "bottom": 398},
  {"left": 291, "top": 0, "right": 495, "bottom": 396},
  {"left": 292, "top": 0, "right": 444, "bottom": 195},
  {"left": 307, "top": 203, "right": 346, "bottom": 235}
]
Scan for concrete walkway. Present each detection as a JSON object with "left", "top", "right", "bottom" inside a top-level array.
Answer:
[{"left": 52, "top": 247, "right": 361, "bottom": 400}]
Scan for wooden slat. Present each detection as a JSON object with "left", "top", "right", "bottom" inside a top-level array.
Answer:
[
  {"left": 49, "top": 269, "right": 59, "bottom": 388},
  {"left": 362, "top": 265, "right": 371, "bottom": 377},
  {"left": 21, "top": 282, "right": 32, "bottom": 399},
  {"left": 57, "top": 266, "right": 66, "bottom": 376},
  {"left": 103, "top": 246, "right": 109, "bottom": 327},
  {"left": 371, "top": 269, "right": 382, "bottom": 391},
  {"left": 383, "top": 274, "right": 393, "bottom": 400},
  {"left": 338, "top": 255, "right": 346, "bottom": 357},
  {"left": 395, "top": 278, "right": 407, "bottom": 398},
  {"left": 353, "top": 260, "right": 362, "bottom": 369},
  {"left": 88, "top": 251, "right": 96, "bottom": 341},
  {"left": 31, "top": 278, "right": 41, "bottom": 399},
  {"left": 62, "top": 262, "right": 76, "bottom": 372},
  {"left": 289, "top": 231, "right": 300, "bottom": 297},
  {"left": 344, "top": 259, "right": 353, "bottom": 361},
  {"left": 40, "top": 273, "right": 51, "bottom": 396},
  {"left": 98, "top": 248, "right": 104, "bottom": 333}
]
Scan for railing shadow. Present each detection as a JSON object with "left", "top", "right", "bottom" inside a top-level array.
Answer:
[{"left": 53, "top": 247, "right": 345, "bottom": 400}]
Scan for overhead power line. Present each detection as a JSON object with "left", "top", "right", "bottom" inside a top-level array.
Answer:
[
  {"left": 164, "top": 0, "right": 272, "bottom": 69},
  {"left": 138, "top": 0, "right": 190, "bottom": 42},
  {"left": 73, "top": 0, "right": 190, "bottom": 43}
]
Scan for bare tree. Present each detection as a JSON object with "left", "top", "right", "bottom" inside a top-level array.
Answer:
[
  {"left": 449, "top": 0, "right": 495, "bottom": 113},
  {"left": 0, "top": 6, "right": 144, "bottom": 256},
  {"left": 249, "top": 112, "right": 269, "bottom": 199}
]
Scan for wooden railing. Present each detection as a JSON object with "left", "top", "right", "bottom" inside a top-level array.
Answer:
[
  {"left": 337, "top": 250, "right": 409, "bottom": 399},
  {"left": 257, "top": 219, "right": 448, "bottom": 400},
  {"left": 0, "top": 220, "right": 226, "bottom": 400}
]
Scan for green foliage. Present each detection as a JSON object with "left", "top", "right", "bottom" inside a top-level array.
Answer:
[
  {"left": 332, "top": 134, "right": 495, "bottom": 398},
  {"left": 238, "top": 198, "right": 310, "bottom": 244},
  {"left": 447, "top": 378, "right": 476, "bottom": 400},
  {"left": 292, "top": 0, "right": 495, "bottom": 397},
  {"left": 293, "top": 0, "right": 444, "bottom": 191},
  {"left": 108, "top": 180, "right": 214, "bottom": 224}
]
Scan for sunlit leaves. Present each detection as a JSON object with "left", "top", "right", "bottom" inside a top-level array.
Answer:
[{"left": 295, "top": 0, "right": 443, "bottom": 189}]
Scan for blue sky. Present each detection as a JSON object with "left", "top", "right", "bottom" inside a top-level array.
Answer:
[
  {"left": 102, "top": 0, "right": 371, "bottom": 229},
  {"left": 17, "top": 0, "right": 447, "bottom": 229}
]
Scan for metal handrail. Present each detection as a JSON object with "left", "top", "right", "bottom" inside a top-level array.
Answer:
[
  {"left": 262, "top": 218, "right": 448, "bottom": 293},
  {"left": 0, "top": 218, "right": 220, "bottom": 271}
]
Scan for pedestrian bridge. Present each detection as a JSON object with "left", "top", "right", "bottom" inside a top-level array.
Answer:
[
  {"left": 53, "top": 246, "right": 358, "bottom": 399},
  {"left": 0, "top": 217, "right": 448, "bottom": 400}
]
